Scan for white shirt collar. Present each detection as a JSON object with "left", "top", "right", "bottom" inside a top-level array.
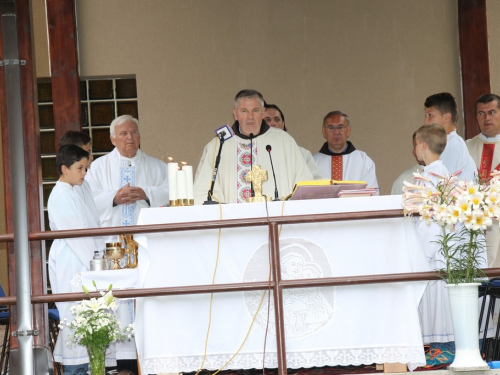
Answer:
[{"left": 479, "top": 133, "right": 500, "bottom": 143}]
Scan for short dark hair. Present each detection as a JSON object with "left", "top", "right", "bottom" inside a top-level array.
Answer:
[
  {"left": 59, "top": 131, "right": 91, "bottom": 148},
  {"left": 234, "top": 89, "right": 265, "bottom": 108},
  {"left": 264, "top": 103, "right": 287, "bottom": 131},
  {"left": 322, "top": 110, "right": 350, "bottom": 126},
  {"left": 56, "top": 144, "right": 89, "bottom": 175},
  {"left": 475, "top": 93, "right": 500, "bottom": 112},
  {"left": 424, "top": 92, "right": 458, "bottom": 123},
  {"left": 415, "top": 123, "right": 447, "bottom": 156}
]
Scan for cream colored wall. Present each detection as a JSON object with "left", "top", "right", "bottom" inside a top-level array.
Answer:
[
  {"left": 34, "top": 0, "right": 463, "bottom": 195},
  {"left": 488, "top": 0, "right": 500, "bottom": 96}
]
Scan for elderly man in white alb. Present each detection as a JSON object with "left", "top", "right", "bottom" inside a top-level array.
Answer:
[
  {"left": 194, "top": 89, "right": 312, "bottom": 204},
  {"left": 467, "top": 93, "right": 500, "bottom": 267},
  {"left": 313, "top": 111, "right": 378, "bottom": 188},
  {"left": 86, "top": 115, "right": 169, "bottom": 240}
]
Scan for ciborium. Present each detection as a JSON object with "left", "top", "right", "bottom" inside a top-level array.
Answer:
[{"left": 105, "top": 242, "right": 125, "bottom": 270}]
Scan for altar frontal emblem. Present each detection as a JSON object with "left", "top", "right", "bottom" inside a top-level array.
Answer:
[{"left": 243, "top": 238, "right": 334, "bottom": 339}]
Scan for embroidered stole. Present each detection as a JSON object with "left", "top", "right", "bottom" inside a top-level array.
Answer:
[
  {"left": 120, "top": 159, "right": 136, "bottom": 226},
  {"left": 479, "top": 144, "right": 500, "bottom": 180},
  {"left": 236, "top": 140, "right": 258, "bottom": 203},
  {"left": 330, "top": 155, "right": 343, "bottom": 181}
]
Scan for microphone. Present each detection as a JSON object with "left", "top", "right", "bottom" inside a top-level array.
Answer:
[
  {"left": 249, "top": 133, "right": 255, "bottom": 197},
  {"left": 204, "top": 126, "right": 231, "bottom": 205},
  {"left": 266, "top": 145, "right": 280, "bottom": 200}
]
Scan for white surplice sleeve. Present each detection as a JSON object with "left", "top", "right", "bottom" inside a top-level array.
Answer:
[{"left": 48, "top": 186, "right": 99, "bottom": 269}]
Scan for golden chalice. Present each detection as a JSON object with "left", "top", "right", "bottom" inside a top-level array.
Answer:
[{"left": 105, "top": 242, "right": 125, "bottom": 270}]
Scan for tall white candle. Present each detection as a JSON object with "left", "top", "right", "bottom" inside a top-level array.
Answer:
[
  {"left": 167, "top": 162, "right": 178, "bottom": 201},
  {"left": 176, "top": 169, "right": 188, "bottom": 200},
  {"left": 182, "top": 165, "right": 194, "bottom": 200}
]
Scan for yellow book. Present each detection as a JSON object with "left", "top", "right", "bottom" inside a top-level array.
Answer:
[
  {"left": 294, "top": 179, "right": 331, "bottom": 187},
  {"left": 331, "top": 180, "right": 367, "bottom": 185}
]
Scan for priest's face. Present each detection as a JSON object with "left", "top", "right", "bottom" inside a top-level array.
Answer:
[
  {"left": 233, "top": 97, "right": 264, "bottom": 136},
  {"left": 111, "top": 120, "right": 141, "bottom": 158},
  {"left": 477, "top": 101, "right": 500, "bottom": 138},
  {"left": 322, "top": 114, "right": 351, "bottom": 153}
]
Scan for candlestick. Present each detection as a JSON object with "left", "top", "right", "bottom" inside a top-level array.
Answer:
[
  {"left": 167, "top": 162, "right": 179, "bottom": 202},
  {"left": 181, "top": 163, "right": 194, "bottom": 201},
  {"left": 176, "top": 169, "right": 188, "bottom": 200}
]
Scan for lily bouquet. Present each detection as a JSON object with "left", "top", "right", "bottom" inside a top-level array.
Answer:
[
  {"left": 402, "top": 170, "right": 500, "bottom": 283},
  {"left": 59, "top": 282, "right": 135, "bottom": 374}
]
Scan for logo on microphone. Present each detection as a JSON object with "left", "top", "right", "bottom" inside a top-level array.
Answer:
[{"left": 215, "top": 124, "right": 234, "bottom": 141}]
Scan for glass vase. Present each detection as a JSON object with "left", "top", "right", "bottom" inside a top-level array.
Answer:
[{"left": 87, "top": 345, "right": 107, "bottom": 375}]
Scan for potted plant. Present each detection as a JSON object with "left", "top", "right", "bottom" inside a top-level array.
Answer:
[
  {"left": 402, "top": 171, "right": 500, "bottom": 371},
  {"left": 59, "top": 282, "right": 135, "bottom": 375}
]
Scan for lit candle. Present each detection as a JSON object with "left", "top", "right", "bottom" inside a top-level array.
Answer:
[
  {"left": 181, "top": 162, "right": 194, "bottom": 200},
  {"left": 167, "top": 157, "right": 178, "bottom": 201},
  {"left": 176, "top": 169, "right": 187, "bottom": 200}
]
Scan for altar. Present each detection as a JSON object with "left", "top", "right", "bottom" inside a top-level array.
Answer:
[{"left": 134, "top": 195, "right": 430, "bottom": 373}]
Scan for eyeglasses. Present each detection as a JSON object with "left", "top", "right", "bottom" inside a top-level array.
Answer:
[{"left": 324, "top": 125, "right": 349, "bottom": 133}]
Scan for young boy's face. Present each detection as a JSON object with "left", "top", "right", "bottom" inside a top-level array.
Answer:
[
  {"left": 414, "top": 139, "right": 426, "bottom": 163},
  {"left": 60, "top": 158, "right": 88, "bottom": 186}
]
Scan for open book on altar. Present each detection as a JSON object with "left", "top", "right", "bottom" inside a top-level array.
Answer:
[{"left": 288, "top": 179, "right": 377, "bottom": 200}]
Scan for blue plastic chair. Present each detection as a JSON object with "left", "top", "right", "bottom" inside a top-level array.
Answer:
[{"left": 0, "top": 283, "right": 9, "bottom": 375}]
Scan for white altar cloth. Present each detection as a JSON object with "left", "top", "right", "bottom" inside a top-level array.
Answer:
[
  {"left": 134, "top": 196, "right": 430, "bottom": 373},
  {"left": 71, "top": 269, "right": 138, "bottom": 360}
]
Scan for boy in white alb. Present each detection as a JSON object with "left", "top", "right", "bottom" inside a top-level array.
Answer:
[
  {"left": 413, "top": 124, "right": 456, "bottom": 363},
  {"left": 48, "top": 144, "right": 105, "bottom": 375}
]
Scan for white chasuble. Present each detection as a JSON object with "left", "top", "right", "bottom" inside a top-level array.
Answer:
[
  {"left": 86, "top": 148, "right": 169, "bottom": 241},
  {"left": 194, "top": 124, "right": 313, "bottom": 204}
]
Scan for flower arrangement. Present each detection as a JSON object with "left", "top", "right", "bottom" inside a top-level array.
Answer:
[
  {"left": 59, "top": 282, "right": 135, "bottom": 374},
  {"left": 402, "top": 170, "right": 500, "bottom": 284}
]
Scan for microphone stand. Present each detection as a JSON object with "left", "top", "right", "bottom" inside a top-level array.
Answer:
[
  {"left": 266, "top": 146, "right": 280, "bottom": 201},
  {"left": 249, "top": 133, "right": 255, "bottom": 197},
  {"left": 204, "top": 134, "right": 225, "bottom": 205}
]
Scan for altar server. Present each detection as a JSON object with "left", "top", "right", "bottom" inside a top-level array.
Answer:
[
  {"left": 391, "top": 132, "right": 424, "bottom": 195},
  {"left": 86, "top": 115, "right": 169, "bottom": 240},
  {"left": 264, "top": 103, "right": 322, "bottom": 179},
  {"left": 48, "top": 144, "right": 104, "bottom": 374},
  {"left": 412, "top": 124, "right": 456, "bottom": 356},
  {"left": 467, "top": 93, "right": 500, "bottom": 267},
  {"left": 313, "top": 111, "right": 378, "bottom": 188},
  {"left": 194, "top": 89, "right": 312, "bottom": 204},
  {"left": 424, "top": 92, "right": 476, "bottom": 182}
]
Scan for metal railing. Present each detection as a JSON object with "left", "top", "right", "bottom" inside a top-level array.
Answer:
[{"left": 2, "top": 207, "right": 500, "bottom": 375}]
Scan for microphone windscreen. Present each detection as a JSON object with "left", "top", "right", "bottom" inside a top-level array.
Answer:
[
  {"left": 250, "top": 133, "right": 254, "bottom": 139},
  {"left": 266, "top": 145, "right": 272, "bottom": 152}
]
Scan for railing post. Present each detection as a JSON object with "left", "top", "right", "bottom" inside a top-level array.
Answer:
[{"left": 269, "top": 221, "right": 287, "bottom": 375}]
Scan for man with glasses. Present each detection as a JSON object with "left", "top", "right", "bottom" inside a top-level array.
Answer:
[{"left": 313, "top": 110, "right": 378, "bottom": 189}]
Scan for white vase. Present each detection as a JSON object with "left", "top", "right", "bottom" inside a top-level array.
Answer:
[{"left": 446, "top": 283, "right": 489, "bottom": 371}]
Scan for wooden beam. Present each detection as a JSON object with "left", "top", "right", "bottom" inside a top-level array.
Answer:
[
  {"left": 46, "top": 0, "right": 81, "bottom": 145},
  {"left": 0, "top": 0, "right": 48, "bottom": 349},
  {"left": 458, "top": 0, "right": 491, "bottom": 139}
]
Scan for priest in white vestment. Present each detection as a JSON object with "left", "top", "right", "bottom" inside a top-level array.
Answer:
[
  {"left": 263, "top": 104, "right": 323, "bottom": 180},
  {"left": 424, "top": 92, "right": 476, "bottom": 182},
  {"left": 313, "top": 111, "right": 378, "bottom": 189},
  {"left": 86, "top": 115, "right": 169, "bottom": 241},
  {"left": 467, "top": 94, "right": 500, "bottom": 268},
  {"left": 194, "top": 90, "right": 313, "bottom": 204}
]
